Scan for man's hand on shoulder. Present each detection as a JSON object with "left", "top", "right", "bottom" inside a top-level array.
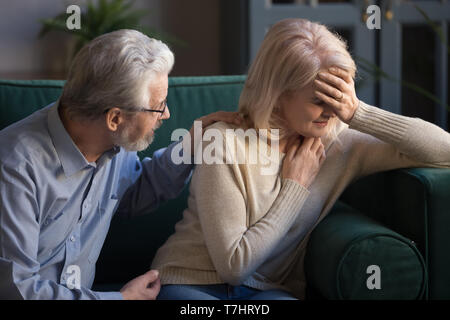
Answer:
[{"left": 188, "top": 111, "right": 243, "bottom": 151}]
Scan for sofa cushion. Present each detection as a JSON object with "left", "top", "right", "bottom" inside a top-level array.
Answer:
[{"left": 305, "top": 201, "right": 427, "bottom": 300}]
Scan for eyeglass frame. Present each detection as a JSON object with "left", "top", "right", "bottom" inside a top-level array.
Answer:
[{"left": 103, "top": 99, "right": 167, "bottom": 118}]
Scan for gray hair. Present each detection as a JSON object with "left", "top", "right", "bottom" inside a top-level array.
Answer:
[{"left": 60, "top": 29, "right": 174, "bottom": 121}]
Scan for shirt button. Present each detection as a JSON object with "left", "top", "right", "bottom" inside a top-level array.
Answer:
[{"left": 70, "top": 236, "right": 76, "bottom": 242}]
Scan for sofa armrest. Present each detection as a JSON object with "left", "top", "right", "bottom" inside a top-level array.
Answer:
[
  {"left": 339, "top": 168, "right": 450, "bottom": 299},
  {"left": 305, "top": 201, "right": 426, "bottom": 300}
]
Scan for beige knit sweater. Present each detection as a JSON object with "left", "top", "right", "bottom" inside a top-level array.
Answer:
[{"left": 151, "top": 101, "right": 450, "bottom": 299}]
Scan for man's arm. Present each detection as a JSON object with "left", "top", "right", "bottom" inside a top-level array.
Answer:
[
  {"left": 115, "top": 137, "right": 194, "bottom": 218},
  {"left": 114, "top": 111, "right": 243, "bottom": 218},
  {"left": 0, "top": 163, "right": 122, "bottom": 300}
]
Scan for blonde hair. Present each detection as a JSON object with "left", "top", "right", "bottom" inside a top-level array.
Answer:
[{"left": 239, "top": 18, "right": 356, "bottom": 141}]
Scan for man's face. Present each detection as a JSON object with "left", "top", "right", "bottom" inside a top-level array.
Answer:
[{"left": 112, "top": 74, "right": 170, "bottom": 151}]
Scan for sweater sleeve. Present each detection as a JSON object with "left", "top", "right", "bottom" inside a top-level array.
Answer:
[
  {"left": 191, "top": 148, "right": 309, "bottom": 286},
  {"left": 347, "top": 101, "right": 450, "bottom": 178}
]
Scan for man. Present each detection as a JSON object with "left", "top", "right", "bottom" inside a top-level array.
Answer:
[{"left": 0, "top": 29, "right": 241, "bottom": 300}]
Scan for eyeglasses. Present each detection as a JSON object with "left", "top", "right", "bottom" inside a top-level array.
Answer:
[{"left": 103, "top": 99, "right": 167, "bottom": 118}]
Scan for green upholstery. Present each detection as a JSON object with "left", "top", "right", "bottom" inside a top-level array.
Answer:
[
  {"left": 305, "top": 201, "right": 426, "bottom": 300},
  {"left": 0, "top": 80, "right": 65, "bottom": 129},
  {"left": 339, "top": 168, "right": 450, "bottom": 300},
  {"left": 1, "top": 77, "right": 449, "bottom": 299}
]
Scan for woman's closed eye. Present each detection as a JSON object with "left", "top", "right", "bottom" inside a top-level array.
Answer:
[{"left": 311, "top": 98, "right": 325, "bottom": 106}]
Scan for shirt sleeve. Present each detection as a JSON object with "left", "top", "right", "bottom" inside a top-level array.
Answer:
[
  {"left": 0, "top": 162, "right": 123, "bottom": 300},
  {"left": 115, "top": 138, "right": 194, "bottom": 218},
  {"left": 347, "top": 101, "right": 450, "bottom": 178}
]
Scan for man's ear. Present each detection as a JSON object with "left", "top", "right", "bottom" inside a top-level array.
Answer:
[{"left": 105, "top": 108, "right": 125, "bottom": 132}]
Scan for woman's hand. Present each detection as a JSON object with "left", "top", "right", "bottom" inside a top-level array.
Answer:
[
  {"left": 281, "top": 135, "right": 326, "bottom": 189},
  {"left": 313, "top": 67, "right": 360, "bottom": 124}
]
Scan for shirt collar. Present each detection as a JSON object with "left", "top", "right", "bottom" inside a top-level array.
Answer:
[{"left": 47, "top": 100, "right": 121, "bottom": 177}]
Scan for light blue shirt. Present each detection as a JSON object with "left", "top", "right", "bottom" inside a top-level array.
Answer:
[{"left": 0, "top": 101, "right": 193, "bottom": 299}]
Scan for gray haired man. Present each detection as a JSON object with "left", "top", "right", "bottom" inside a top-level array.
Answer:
[{"left": 0, "top": 29, "right": 241, "bottom": 300}]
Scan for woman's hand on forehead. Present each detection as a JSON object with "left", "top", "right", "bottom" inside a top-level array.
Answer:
[{"left": 313, "top": 67, "right": 359, "bottom": 124}]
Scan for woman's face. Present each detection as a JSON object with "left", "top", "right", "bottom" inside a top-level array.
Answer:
[{"left": 279, "top": 81, "right": 336, "bottom": 138}]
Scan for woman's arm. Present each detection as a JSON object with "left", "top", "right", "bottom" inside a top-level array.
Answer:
[
  {"left": 315, "top": 67, "right": 450, "bottom": 177},
  {"left": 192, "top": 160, "right": 309, "bottom": 286},
  {"left": 190, "top": 130, "right": 327, "bottom": 285},
  {"left": 348, "top": 101, "right": 450, "bottom": 177}
]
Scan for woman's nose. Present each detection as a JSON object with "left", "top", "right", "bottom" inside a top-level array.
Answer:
[{"left": 322, "top": 105, "right": 336, "bottom": 118}]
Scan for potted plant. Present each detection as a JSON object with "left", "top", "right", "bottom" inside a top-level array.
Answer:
[{"left": 39, "top": 0, "right": 183, "bottom": 61}]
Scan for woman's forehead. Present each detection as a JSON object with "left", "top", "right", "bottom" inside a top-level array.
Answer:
[{"left": 288, "top": 82, "right": 316, "bottom": 100}]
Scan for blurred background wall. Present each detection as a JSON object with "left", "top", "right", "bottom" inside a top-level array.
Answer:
[
  {"left": 0, "top": 0, "right": 448, "bottom": 131},
  {"left": 0, "top": 0, "right": 222, "bottom": 78}
]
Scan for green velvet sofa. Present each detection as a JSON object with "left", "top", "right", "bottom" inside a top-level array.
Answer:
[{"left": 1, "top": 77, "right": 449, "bottom": 300}]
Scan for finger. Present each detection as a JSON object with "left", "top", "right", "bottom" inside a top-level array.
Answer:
[
  {"left": 203, "top": 111, "right": 242, "bottom": 127},
  {"left": 314, "top": 79, "right": 343, "bottom": 100},
  {"left": 315, "top": 90, "right": 341, "bottom": 109},
  {"left": 310, "top": 137, "right": 322, "bottom": 153},
  {"left": 319, "top": 150, "right": 326, "bottom": 166},
  {"left": 298, "top": 136, "right": 314, "bottom": 154},
  {"left": 147, "top": 277, "right": 161, "bottom": 290},
  {"left": 144, "top": 270, "right": 159, "bottom": 283},
  {"left": 317, "top": 72, "right": 348, "bottom": 93},
  {"left": 234, "top": 113, "right": 244, "bottom": 125},
  {"left": 146, "top": 278, "right": 161, "bottom": 300},
  {"left": 316, "top": 143, "right": 324, "bottom": 157},
  {"left": 286, "top": 134, "right": 300, "bottom": 149},
  {"left": 210, "top": 111, "right": 239, "bottom": 122},
  {"left": 328, "top": 67, "right": 353, "bottom": 84},
  {"left": 285, "top": 135, "right": 300, "bottom": 159}
]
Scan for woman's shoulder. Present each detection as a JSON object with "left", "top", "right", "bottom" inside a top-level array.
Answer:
[{"left": 203, "top": 121, "right": 250, "bottom": 145}]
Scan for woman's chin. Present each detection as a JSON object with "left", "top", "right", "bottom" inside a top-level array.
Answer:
[{"left": 298, "top": 129, "right": 327, "bottom": 138}]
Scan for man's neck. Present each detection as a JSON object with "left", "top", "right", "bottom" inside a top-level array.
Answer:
[{"left": 58, "top": 105, "right": 112, "bottom": 163}]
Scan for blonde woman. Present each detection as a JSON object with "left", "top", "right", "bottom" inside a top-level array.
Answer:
[{"left": 151, "top": 18, "right": 450, "bottom": 300}]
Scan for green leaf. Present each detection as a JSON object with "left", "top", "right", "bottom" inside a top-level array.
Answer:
[{"left": 38, "top": 0, "right": 183, "bottom": 59}]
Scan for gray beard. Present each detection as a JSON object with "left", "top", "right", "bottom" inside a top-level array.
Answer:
[{"left": 112, "top": 121, "right": 160, "bottom": 152}]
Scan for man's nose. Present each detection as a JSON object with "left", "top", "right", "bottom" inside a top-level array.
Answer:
[{"left": 161, "top": 105, "right": 170, "bottom": 120}]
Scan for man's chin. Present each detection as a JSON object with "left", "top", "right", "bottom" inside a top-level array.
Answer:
[
  {"left": 113, "top": 125, "right": 158, "bottom": 152},
  {"left": 118, "top": 134, "right": 154, "bottom": 152}
]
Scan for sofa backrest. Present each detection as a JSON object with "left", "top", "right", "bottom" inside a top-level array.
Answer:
[
  {"left": 0, "top": 76, "right": 246, "bottom": 285},
  {"left": 0, "top": 80, "right": 65, "bottom": 130}
]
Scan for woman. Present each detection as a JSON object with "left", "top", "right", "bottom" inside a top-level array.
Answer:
[{"left": 151, "top": 18, "right": 450, "bottom": 300}]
